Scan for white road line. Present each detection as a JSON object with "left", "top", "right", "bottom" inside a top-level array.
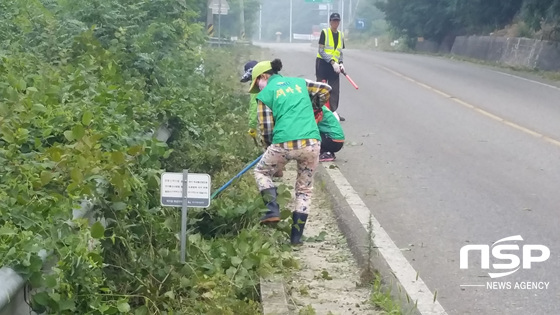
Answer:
[
  {"left": 378, "top": 65, "right": 560, "bottom": 149},
  {"left": 489, "top": 70, "right": 560, "bottom": 91},
  {"left": 323, "top": 165, "right": 448, "bottom": 315}
]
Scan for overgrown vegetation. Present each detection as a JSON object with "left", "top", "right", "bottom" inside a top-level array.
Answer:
[
  {"left": 375, "top": 0, "right": 560, "bottom": 46},
  {"left": 0, "top": 0, "right": 295, "bottom": 314}
]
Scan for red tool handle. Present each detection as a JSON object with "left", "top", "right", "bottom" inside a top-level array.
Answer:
[
  {"left": 321, "top": 79, "right": 331, "bottom": 110},
  {"left": 342, "top": 71, "right": 359, "bottom": 89}
]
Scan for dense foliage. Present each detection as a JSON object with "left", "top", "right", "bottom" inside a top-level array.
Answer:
[
  {"left": 0, "top": 0, "right": 294, "bottom": 314},
  {"left": 375, "top": 0, "right": 560, "bottom": 43}
]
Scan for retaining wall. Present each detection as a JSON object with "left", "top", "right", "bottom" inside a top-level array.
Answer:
[{"left": 451, "top": 35, "right": 560, "bottom": 71}]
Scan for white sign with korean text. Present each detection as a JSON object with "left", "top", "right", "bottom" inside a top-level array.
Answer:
[{"left": 160, "top": 172, "right": 211, "bottom": 208}]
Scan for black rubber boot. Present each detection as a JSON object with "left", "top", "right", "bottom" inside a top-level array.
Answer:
[
  {"left": 290, "top": 212, "right": 308, "bottom": 245},
  {"left": 260, "top": 187, "right": 281, "bottom": 224}
]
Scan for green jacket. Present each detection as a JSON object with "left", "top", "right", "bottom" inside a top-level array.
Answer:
[
  {"left": 318, "top": 106, "right": 344, "bottom": 140},
  {"left": 249, "top": 93, "right": 258, "bottom": 129},
  {"left": 257, "top": 75, "right": 320, "bottom": 144}
]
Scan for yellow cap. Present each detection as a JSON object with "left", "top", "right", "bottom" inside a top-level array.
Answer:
[{"left": 248, "top": 61, "right": 272, "bottom": 94}]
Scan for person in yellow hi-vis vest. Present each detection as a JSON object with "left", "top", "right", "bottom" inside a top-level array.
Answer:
[{"left": 316, "top": 12, "right": 346, "bottom": 121}]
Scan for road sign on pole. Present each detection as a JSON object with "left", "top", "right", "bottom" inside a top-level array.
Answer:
[
  {"left": 209, "top": 0, "right": 229, "bottom": 14},
  {"left": 161, "top": 171, "right": 211, "bottom": 263},
  {"left": 355, "top": 18, "right": 366, "bottom": 30},
  {"left": 180, "top": 170, "right": 188, "bottom": 263}
]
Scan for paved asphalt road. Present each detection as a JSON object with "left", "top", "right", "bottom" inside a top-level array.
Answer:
[{"left": 254, "top": 42, "right": 560, "bottom": 315}]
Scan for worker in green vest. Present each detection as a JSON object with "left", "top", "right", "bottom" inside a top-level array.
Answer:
[
  {"left": 316, "top": 12, "right": 346, "bottom": 121},
  {"left": 249, "top": 58, "right": 331, "bottom": 245},
  {"left": 318, "top": 105, "right": 345, "bottom": 162},
  {"left": 240, "top": 60, "right": 259, "bottom": 132},
  {"left": 241, "top": 60, "right": 284, "bottom": 178}
]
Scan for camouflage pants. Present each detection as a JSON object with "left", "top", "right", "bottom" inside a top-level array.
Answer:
[{"left": 254, "top": 143, "right": 320, "bottom": 214}]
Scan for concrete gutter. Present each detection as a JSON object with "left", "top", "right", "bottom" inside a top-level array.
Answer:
[
  {"left": 315, "top": 164, "right": 448, "bottom": 315},
  {"left": 259, "top": 275, "right": 290, "bottom": 315}
]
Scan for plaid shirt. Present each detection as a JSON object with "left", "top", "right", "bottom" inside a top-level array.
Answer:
[{"left": 257, "top": 79, "right": 331, "bottom": 149}]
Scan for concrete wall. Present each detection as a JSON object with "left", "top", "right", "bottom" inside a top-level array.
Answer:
[
  {"left": 415, "top": 35, "right": 456, "bottom": 54},
  {"left": 451, "top": 35, "right": 560, "bottom": 71}
]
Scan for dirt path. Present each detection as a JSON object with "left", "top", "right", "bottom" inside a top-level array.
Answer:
[{"left": 281, "top": 164, "right": 380, "bottom": 315}]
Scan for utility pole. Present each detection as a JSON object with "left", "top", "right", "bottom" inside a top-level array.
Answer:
[
  {"left": 348, "top": 0, "right": 352, "bottom": 25},
  {"left": 341, "top": 0, "right": 344, "bottom": 33},
  {"left": 354, "top": 0, "right": 361, "bottom": 22},
  {"left": 289, "top": 0, "right": 293, "bottom": 43},
  {"left": 327, "top": 3, "right": 330, "bottom": 25},
  {"left": 218, "top": 0, "right": 222, "bottom": 46},
  {"left": 240, "top": 0, "right": 245, "bottom": 40},
  {"left": 206, "top": 0, "right": 213, "bottom": 36},
  {"left": 259, "top": 4, "right": 262, "bottom": 41}
]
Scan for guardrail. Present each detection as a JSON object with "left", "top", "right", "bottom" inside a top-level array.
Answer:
[
  {"left": 0, "top": 199, "right": 94, "bottom": 315},
  {"left": 207, "top": 37, "right": 251, "bottom": 47},
  {"left": 0, "top": 268, "right": 27, "bottom": 315}
]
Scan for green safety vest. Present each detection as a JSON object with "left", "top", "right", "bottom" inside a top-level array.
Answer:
[
  {"left": 257, "top": 75, "right": 320, "bottom": 144},
  {"left": 248, "top": 93, "right": 258, "bottom": 129},
  {"left": 316, "top": 28, "right": 344, "bottom": 63},
  {"left": 318, "top": 106, "right": 345, "bottom": 140}
]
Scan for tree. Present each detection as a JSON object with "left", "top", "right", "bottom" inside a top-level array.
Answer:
[
  {"left": 375, "top": 0, "right": 454, "bottom": 42},
  {"left": 522, "top": 0, "right": 560, "bottom": 40},
  {"left": 451, "top": 0, "right": 523, "bottom": 35},
  {"left": 375, "top": 0, "right": 523, "bottom": 44},
  {"left": 351, "top": 0, "right": 386, "bottom": 36}
]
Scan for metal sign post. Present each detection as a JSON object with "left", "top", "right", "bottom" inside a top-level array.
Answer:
[
  {"left": 180, "top": 170, "right": 188, "bottom": 263},
  {"left": 161, "top": 172, "right": 211, "bottom": 263},
  {"left": 209, "top": 0, "right": 229, "bottom": 45},
  {"left": 218, "top": 0, "right": 222, "bottom": 46}
]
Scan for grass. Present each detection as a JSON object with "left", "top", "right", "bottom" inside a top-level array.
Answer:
[
  {"left": 370, "top": 275, "right": 403, "bottom": 315},
  {"left": 298, "top": 304, "right": 317, "bottom": 315}
]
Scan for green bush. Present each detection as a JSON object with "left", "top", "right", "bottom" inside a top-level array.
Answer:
[{"left": 0, "top": 1, "right": 292, "bottom": 313}]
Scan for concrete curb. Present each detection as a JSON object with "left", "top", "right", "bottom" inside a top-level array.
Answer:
[
  {"left": 260, "top": 276, "right": 290, "bottom": 315},
  {"left": 315, "top": 163, "right": 448, "bottom": 315}
]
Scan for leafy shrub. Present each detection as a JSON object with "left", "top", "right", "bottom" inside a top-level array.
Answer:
[{"left": 0, "top": 1, "right": 292, "bottom": 314}]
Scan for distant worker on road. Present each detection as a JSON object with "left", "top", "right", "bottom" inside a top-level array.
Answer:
[{"left": 316, "top": 12, "right": 346, "bottom": 121}]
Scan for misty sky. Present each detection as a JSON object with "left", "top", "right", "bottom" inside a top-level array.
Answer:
[{"left": 257, "top": 0, "right": 356, "bottom": 41}]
